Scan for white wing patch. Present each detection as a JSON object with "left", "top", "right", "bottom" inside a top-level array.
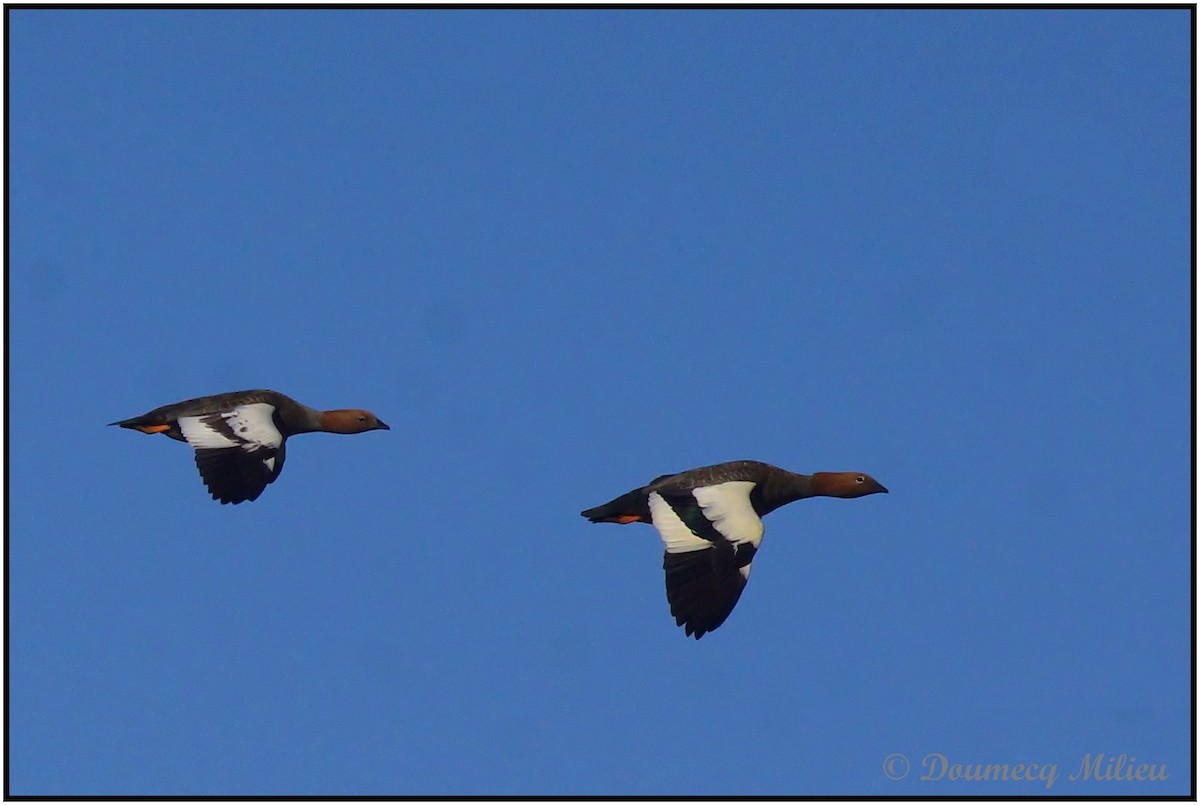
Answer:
[
  {"left": 648, "top": 492, "right": 711, "bottom": 554},
  {"left": 649, "top": 481, "right": 765, "bottom": 555},
  {"left": 178, "top": 403, "right": 282, "bottom": 453},
  {"left": 692, "top": 481, "right": 765, "bottom": 548}
]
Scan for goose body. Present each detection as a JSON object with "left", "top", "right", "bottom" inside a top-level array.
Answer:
[
  {"left": 581, "top": 460, "right": 887, "bottom": 638},
  {"left": 110, "top": 389, "right": 389, "bottom": 505}
]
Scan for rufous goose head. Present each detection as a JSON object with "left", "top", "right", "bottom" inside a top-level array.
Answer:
[
  {"left": 318, "top": 409, "right": 390, "bottom": 434},
  {"left": 810, "top": 471, "right": 888, "bottom": 498}
]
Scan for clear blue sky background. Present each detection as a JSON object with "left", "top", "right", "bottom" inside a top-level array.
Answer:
[{"left": 7, "top": 8, "right": 1192, "bottom": 797}]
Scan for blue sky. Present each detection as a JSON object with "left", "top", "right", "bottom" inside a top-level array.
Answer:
[{"left": 7, "top": 7, "right": 1192, "bottom": 797}]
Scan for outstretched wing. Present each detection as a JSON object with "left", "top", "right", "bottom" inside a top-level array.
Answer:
[
  {"left": 177, "top": 403, "right": 286, "bottom": 504},
  {"left": 648, "top": 481, "right": 764, "bottom": 638}
]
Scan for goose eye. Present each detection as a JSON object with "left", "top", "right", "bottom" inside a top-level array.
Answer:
[
  {"left": 855, "top": 475, "right": 866, "bottom": 483},
  {"left": 358, "top": 415, "right": 367, "bottom": 423}
]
